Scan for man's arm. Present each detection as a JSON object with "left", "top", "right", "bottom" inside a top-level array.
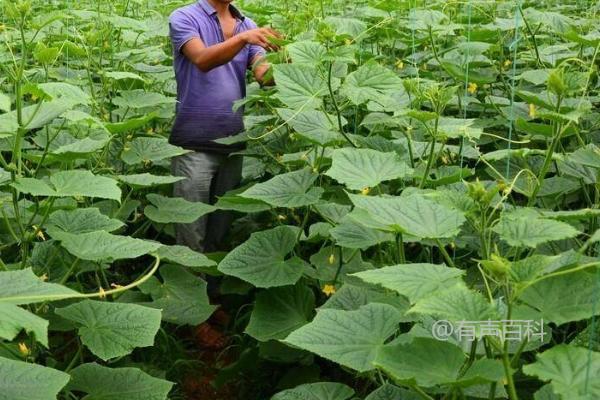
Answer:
[{"left": 181, "top": 28, "right": 279, "bottom": 73}]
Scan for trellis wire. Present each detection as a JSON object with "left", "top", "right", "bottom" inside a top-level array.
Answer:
[
  {"left": 504, "top": 0, "right": 521, "bottom": 179},
  {"left": 459, "top": 0, "right": 472, "bottom": 178}
]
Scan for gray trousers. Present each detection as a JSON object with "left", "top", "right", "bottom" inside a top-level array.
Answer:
[{"left": 171, "top": 151, "right": 242, "bottom": 252}]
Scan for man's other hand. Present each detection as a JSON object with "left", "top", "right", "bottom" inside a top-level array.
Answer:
[{"left": 239, "top": 28, "right": 282, "bottom": 51}]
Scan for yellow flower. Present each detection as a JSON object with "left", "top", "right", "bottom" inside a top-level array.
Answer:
[
  {"left": 503, "top": 59, "right": 512, "bottom": 68},
  {"left": 395, "top": 59, "right": 404, "bottom": 69},
  {"left": 32, "top": 225, "right": 46, "bottom": 241},
  {"left": 98, "top": 287, "right": 106, "bottom": 299},
  {"left": 529, "top": 103, "right": 536, "bottom": 118},
  {"left": 361, "top": 187, "right": 370, "bottom": 195},
  {"left": 467, "top": 82, "right": 477, "bottom": 94},
  {"left": 344, "top": 38, "right": 352, "bottom": 46},
  {"left": 328, "top": 253, "right": 335, "bottom": 265},
  {"left": 18, "top": 342, "right": 30, "bottom": 357},
  {"left": 322, "top": 284, "right": 336, "bottom": 296},
  {"left": 277, "top": 214, "right": 287, "bottom": 221}
]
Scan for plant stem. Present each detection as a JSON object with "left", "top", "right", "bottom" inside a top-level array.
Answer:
[
  {"left": 395, "top": 233, "right": 406, "bottom": 264},
  {"left": 419, "top": 117, "right": 439, "bottom": 188},
  {"left": 435, "top": 239, "right": 456, "bottom": 268},
  {"left": 501, "top": 350, "right": 519, "bottom": 400},
  {"left": 410, "top": 384, "right": 435, "bottom": 400},
  {"left": 327, "top": 62, "right": 356, "bottom": 148}
]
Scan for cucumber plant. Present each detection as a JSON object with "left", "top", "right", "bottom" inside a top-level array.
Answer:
[{"left": 0, "top": 0, "right": 599, "bottom": 399}]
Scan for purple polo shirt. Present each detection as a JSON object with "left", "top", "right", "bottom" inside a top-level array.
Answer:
[{"left": 168, "top": 0, "right": 264, "bottom": 151}]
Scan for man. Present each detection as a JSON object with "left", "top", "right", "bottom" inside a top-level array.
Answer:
[{"left": 168, "top": 0, "right": 279, "bottom": 252}]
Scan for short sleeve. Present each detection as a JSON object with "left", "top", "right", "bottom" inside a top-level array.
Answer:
[
  {"left": 169, "top": 10, "right": 201, "bottom": 54},
  {"left": 244, "top": 18, "right": 266, "bottom": 68}
]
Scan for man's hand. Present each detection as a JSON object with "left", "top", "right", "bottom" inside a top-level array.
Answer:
[{"left": 239, "top": 28, "right": 281, "bottom": 51}]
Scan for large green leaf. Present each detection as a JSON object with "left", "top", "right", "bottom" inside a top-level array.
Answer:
[
  {"left": 435, "top": 117, "right": 484, "bottom": 140},
  {"left": 519, "top": 270, "right": 600, "bottom": 325},
  {"left": 218, "top": 226, "right": 305, "bottom": 288},
  {"left": 0, "top": 304, "right": 48, "bottom": 346},
  {"left": 12, "top": 170, "right": 121, "bottom": 202},
  {"left": 0, "top": 356, "right": 70, "bottom": 400},
  {"left": 246, "top": 284, "right": 315, "bottom": 341},
  {"left": 330, "top": 214, "right": 395, "bottom": 249},
  {"left": 105, "top": 113, "right": 158, "bottom": 134},
  {"left": 272, "top": 382, "right": 354, "bottom": 400},
  {"left": 286, "top": 41, "right": 326, "bottom": 65},
  {"left": 324, "top": 16, "right": 367, "bottom": 37},
  {"left": 365, "top": 384, "right": 417, "bottom": 400},
  {"left": 0, "top": 268, "right": 79, "bottom": 305},
  {"left": 409, "top": 285, "right": 499, "bottom": 322},
  {"left": 0, "top": 100, "right": 73, "bottom": 135},
  {"left": 342, "top": 61, "right": 404, "bottom": 105},
  {"left": 55, "top": 300, "right": 161, "bottom": 360},
  {"left": 277, "top": 108, "right": 343, "bottom": 145},
  {"left": 117, "top": 173, "right": 184, "bottom": 188},
  {"left": 144, "top": 194, "right": 215, "bottom": 224},
  {"left": 121, "top": 137, "right": 189, "bottom": 165},
  {"left": 493, "top": 215, "right": 579, "bottom": 248},
  {"left": 326, "top": 148, "right": 412, "bottom": 190},
  {"left": 523, "top": 345, "right": 600, "bottom": 398},
  {"left": 283, "top": 303, "right": 402, "bottom": 372},
  {"left": 37, "top": 82, "right": 91, "bottom": 105},
  {"left": 349, "top": 194, "right": 466, "bottom": 238},
  {"left": 321, "top": 284, "right": 410, "bottom": 318},
  {"left": 0, "top": 92, "right": 10, "bottom": 113},
  {"left": 142, "top": 265, "right": 216, "bottom": 325},
  {"left": 273, "top": 64, "right": 328, "bottom": 109},
  {"left": 68, "top": 363, "right": 173, "bottom": 400},
  {"left": 352, "top": 263, "right": 464, "bottom": 303},
  {"left": 568, "top": 144, "right": 600, "bottom": 169},
  {"left": 441, "top": 61, "right": 497, "bottom": 85},
  {"left": 240, "top": 169, "right": 324, "bottom": 208},
  {"left": 374, "top": 338, "right": 504, "bottom": 387},
  {"left": 46, "top": 208, "right": 124, "bottom": 235},
  {"left": 112, "top": 90, "right": 175, "bottom": 108},
  {"left": 156, "top": 245, "right": 216, "bottom": 268},
  {"left": 52, "top": 230, "right": 161, "bottom": 261}
]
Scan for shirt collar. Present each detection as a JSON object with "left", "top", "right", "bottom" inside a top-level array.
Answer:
[{"left": 198, "top": 0, "right": 245, "bottom": 21}]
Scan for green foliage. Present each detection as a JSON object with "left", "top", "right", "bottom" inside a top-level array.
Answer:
[{"left": 1, "top": 0, "right": 599, "bottom": 399}]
